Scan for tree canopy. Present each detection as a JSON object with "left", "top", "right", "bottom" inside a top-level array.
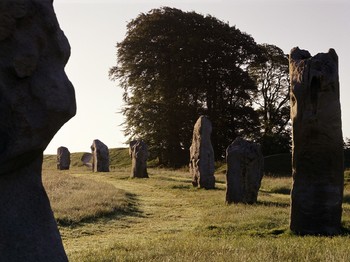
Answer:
[
  {"left": 110, "top": 7, "right": 288, "bottom": 166},
  {"left": 248, "top": 44, "right": 291, "bottom": 155}
]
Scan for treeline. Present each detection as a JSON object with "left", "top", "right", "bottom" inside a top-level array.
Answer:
[{"left": 109, "top": 7, "right": 290, "bottom": 167}]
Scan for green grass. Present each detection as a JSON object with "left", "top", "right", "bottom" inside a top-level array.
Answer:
[
  {"left": 42, "top": 154, "right": 350, "bottom": 262},
  {"left": 71, "top": 235, "right": 350, "bottom": 262},
  {"left": 260, "top": 176, "right": 292, "bottom": 195},
  {"left": 42, "top": 170, "right": 134, "bottom": 225}
]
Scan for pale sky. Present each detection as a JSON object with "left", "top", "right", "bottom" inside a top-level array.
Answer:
[{"left": 45, "top": 0, "right": 350, "bottom": 154}]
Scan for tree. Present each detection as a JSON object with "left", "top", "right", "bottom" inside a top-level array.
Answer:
[
  {"left": 248, "top": 44, "right": 291, "bottom": 155},
  {"left": 109, "top": 7, "right": 261, "bottom": 166}
]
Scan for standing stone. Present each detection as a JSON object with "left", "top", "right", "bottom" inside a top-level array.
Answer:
[
  {"left": 81, "top": 152, "right": 93, "bottom": 167},
  {"left": 0, "top": 0, "right": 76, "bottom": 260},
  {"left": 225, "top": 137, "right": 264, "bottom": 204},
  {"left": 129, "top": 140, "right": 149, "bottom": 178},
  {"left": 57, "top": 146, "right": 70, "bottom": 170},
  {"left": 189, "top": 116, "right": 215, "bottom": 189},
  {"left": 289, "top": 47, "right": 343, "bottom": 235},
  {"left": 91, "top": 139, "right": 110, "bottom": 172}
]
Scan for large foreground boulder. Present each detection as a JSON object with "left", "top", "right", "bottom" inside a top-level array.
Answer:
[
  {"left": 129, "top": 140, "right": 149, "bottom": 178},
  {"left": 0, "top": 0, "right": 76, "bottom": 260},
  {"left": 91, "top": 139, "right": 110, "bottom": 172},
  {"left": 57, "top": 146, "right": 70, "bottom": 170},
  {"left": 189, "top": 116, "right": 215, "bottom": 189},
  {"left": 225, "top": 137, "right": 264, "bottom": 204},
  {"left": 289, "top": 47, "right": 343, "bottom": 235}
]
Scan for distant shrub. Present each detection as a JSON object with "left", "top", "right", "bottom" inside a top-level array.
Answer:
[{"left": 264, "top": 153, "right": 292, "bottom": 177}]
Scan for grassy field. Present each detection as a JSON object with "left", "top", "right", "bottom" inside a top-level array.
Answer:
[{"left": 42, "top": 150, "right": 350, "bottom": 261}]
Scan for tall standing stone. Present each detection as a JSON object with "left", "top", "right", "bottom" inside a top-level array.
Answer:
[
  {"left": 289, "top": 47, "right": 343, "bottom": 235},
  {"left": 91, "top": 139, "right": 110, "bottom": 172},
  {"left": 225, "top": 137, "right": 264, "bottom": 204},
  {"left": 57, "top": 146, "right": 70, "bottom": 170},
  {"left": 0, "top": 0, "right": 76, "bottom": 260},
  {"left": 129, "top": 140, "right": 149, "bottom": 178},
  {"left": 189, "top": 116, "right": 215, "bottom": 189}
]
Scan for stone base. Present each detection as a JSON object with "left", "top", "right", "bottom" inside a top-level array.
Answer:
[
  {"left": 199, "top": 176, "right": 215, "bottom": 189},
  {"left": 290, "top": 183, "right": 343, "bottom": 236},
  {"left": 0, "top": 156, "right": 67, "bottom": 261}
]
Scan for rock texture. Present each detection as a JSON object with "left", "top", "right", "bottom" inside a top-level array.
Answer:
[
  {"left": 189, "top": 116, "right": 215, "bottom": 189},
  {"left": 289, "top": 47, "right": 343, "bottom": 235},
  {"left": 225, "top": 137, "right": 264, "bottom": 204},
  {"left": 57, "top": 146, "right": 70, "bottom": 170},
  {"left": 91, "top": 139, "right": 110, "bottom": 172},
  {"left": 0, "top": 0, "right": 76, "bottom": 260},
  {"left": 129, "top": 140, "right": 149, "bottom": 178},
  {"left": 81, "top": 152, "right": 93, "bottom": 167}
]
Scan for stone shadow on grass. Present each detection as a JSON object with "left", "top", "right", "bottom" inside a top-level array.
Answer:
[
  {"left": 257, "top": 200, "right": 290, "bottom": 208},
  {"left": 342, "top": 193, "right": 350, "bottom": 204},
  {"left": 56, "top": 192, "right": 144, "bottom": 227},
  {"left": 340, "top": 226, "right": 350, "bottom": 236}
]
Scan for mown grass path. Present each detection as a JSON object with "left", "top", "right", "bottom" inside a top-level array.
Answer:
[{"left": 61, "top": 170, "right": 202, "bottom": 259}]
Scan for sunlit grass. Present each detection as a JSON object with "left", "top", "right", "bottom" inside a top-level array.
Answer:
[
  {"left": 261, "top": 176, "right": 292, "bottom": 195},
  {"left": 69, "top": 234, "right": 350, "bottom": 262},
  {"left": 42, "top": 170, "right": 133, "bottom": 225},
  {"left": 42, "top": 154, "right": 350, "bottom": 261}
]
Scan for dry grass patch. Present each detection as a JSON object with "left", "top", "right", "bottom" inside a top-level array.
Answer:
[
  {"left": 69, "top": 234, "right": 350, "bottom": 262},
  {"left": 42, "top": 170, "right": 133, "bottom": 225}
]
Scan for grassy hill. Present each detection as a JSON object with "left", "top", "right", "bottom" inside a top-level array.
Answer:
[
  {"left": 42, "top": 150, "right": 350, "bottom": 261},
  {"left": 43, "top": 147, "right": 131, "bottom": 170}
]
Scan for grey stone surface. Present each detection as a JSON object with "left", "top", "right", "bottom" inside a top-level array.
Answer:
[
  {"left": 130, "top": 140, "right": 149, "bottom": 178},
  {"left": 0, "top": 0, "right": 76, "bottom": 260},
  {"left": 225, "top": 137, "right": 264, "bottom": 204},
  {"left": 81, "top": 152, "right": 93, "bottom": 167},
  {"left": 57, "top": 146, "right": 70, "bottom": 170},
  {"left": 189, "top": 116, "right": 215, "bottom": 189},
  {"left": 289, "top": 47, "right": 343, "bottom": 235},
  {"left": 91, "top": 139, "right": 110, "bottom": 172}
]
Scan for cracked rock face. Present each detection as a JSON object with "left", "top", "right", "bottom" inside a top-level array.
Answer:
[
  {"left": 189, "top": 116, "right": 215, "bottom": 189},
  {"left": 0, "top": 0, "right": 76, "bottom": 260},
  {"left": 91, "top": 139, "right": 110, "bottom": 172},
  {"left": 0, "top": 0, "right": 76, "bottom": 175},
  {"left": 57, "top": 146, "right": 70, "bottom": 170},
  {"left": 289, "top": 47, "right": 343, "bottom": 235},
  {"left": 130, "top": 140, "right": 149, "bottom": 178}
]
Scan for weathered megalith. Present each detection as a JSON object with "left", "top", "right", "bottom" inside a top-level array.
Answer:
[
  {"left": 129, "top": 140, "right": 149, "bottom": 178},
  {"left": 91, "top": 139, "right": 110, "bottom": 172},
  {"left": 0, "top": 0, "right": 76, "bottom": 260},
  {"left": 225, "top": 137, "right": 264, "bottom": 204},
  {"left": 57, "top": 146, "right": 70, "bottom": 170},
  {"left": 289, "top": 47, "right": 343, "bottom": 235},
  {"left": 189, "top": 116, "right": 215, "bottom": 189},
  {"left": 81, "top": 152, "right": 93, "bottom": 167}
]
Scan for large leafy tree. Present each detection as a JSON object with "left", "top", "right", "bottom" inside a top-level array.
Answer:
[
  {"left": 110, "top": 7, "right": 261, "bottom": 166},
  {"left": 248, "top": 44, "right": 291, "bottom": 155}
]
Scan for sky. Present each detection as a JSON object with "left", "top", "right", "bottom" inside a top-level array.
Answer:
[{"left": 45, "top": 0, "right": 350, "bottom": 154}]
